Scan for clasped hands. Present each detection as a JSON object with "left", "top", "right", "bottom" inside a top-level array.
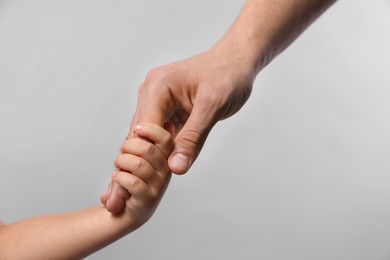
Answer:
[{"left": 101, "top": 47, "right": 256, "bottom": 215}]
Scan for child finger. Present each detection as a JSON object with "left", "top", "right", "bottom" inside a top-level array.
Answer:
[
  {"left": 113, "top": 171, "right": 150, "bottom": 200},
  {"left": 120, "top": 138, "right": 169, "bottom": 173},
  {"left": 134, "top": 123, "right": 174, "bottom": 159},
  {"left": 114, "top": 153, "right": 156, "bottom": 183}
]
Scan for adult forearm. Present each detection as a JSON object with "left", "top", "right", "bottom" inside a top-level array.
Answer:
[
  {"left": 212, "top": 0, "right": 336, "bottom": 76},
  {"left": 0, "top": 206, "right": 135, "bottom": 260}
]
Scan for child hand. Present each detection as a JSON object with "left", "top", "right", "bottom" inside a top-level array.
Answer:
[{"left": 111, "top": 123, "right": 174, "bottom": 226}]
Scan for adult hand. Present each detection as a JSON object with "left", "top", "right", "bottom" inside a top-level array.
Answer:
[
  {"left": 101, "top": 0, "right": 336, "bottom": 213},
  {"left": 135, "top": 50, "right": 255, "bottom": 173},
  {"left": 101, "top": 46, "right": 256, "bottom": 213}
]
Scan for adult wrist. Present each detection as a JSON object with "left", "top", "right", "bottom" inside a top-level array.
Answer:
[{"left": 210, "top": 35, "right": 265, "bottom": 82}]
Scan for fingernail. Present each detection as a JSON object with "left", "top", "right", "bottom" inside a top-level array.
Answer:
[
  {"left": 135, "top": 124, "right": 143, "bottom": 131},
  {"left": 170, "top": 153, "right": 189, "bottom": 171}
]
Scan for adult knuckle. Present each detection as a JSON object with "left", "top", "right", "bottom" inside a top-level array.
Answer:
[
  {"left": 178, "top": 129, "right": 203, "bottom": 146},
  {"left": 139, "top": 73, "right": 167, "bottom": 100},
  {"left": 198, "top": 90, "right": 225, "bottom": 113},
  {"left": 143, "top": 68, "right": 169, "bottom": 91},
  {"left": 202, "top": 91, "right": 221, "bottom": 104},
  {"left": 145, "top": 68, "right": 163, "bottom": 83}
]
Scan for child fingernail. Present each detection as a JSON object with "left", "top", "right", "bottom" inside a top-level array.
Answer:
[{"left": 135, "top": 124, "right": 143, "bottom": 131}]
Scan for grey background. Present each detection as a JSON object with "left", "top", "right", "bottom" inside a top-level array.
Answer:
[{"left": 1, "top": 1, "right": 390, "bottom": 259}]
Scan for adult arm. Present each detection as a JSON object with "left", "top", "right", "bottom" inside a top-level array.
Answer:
[{"left": 103, "top": 0, "right": 337, "bottom": 213}]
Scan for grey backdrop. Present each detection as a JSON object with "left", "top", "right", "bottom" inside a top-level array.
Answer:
[{"left": 1, "top": 1, "right": 390, "bottom": 259}]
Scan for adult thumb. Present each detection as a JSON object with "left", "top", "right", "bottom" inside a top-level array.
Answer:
[{"left": 168, "top": 101, "right": 219, "bottom": 174}]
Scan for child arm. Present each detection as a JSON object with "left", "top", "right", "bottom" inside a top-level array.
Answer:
[
  {"left": 0, "top": 206, "right": 135, "bottom": 260},
  {"left": 0, "top": 123, "right": 173, "bottom": 260}
]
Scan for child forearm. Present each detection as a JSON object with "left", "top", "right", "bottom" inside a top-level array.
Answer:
[
  {"left": 0, "top": 123, "right": 173, "bottom": 259},
  {"left": 0, "top": 205, "right": 136, "bottom": 260}
]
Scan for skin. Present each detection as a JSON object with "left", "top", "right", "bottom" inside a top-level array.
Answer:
[
  {"left": 103, "top": 0, "right": 337, "bottom": 214},
  {"left": 0, "top": 123, "right": 173, "bottom": 260}
]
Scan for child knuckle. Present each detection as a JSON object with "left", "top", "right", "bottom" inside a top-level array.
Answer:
[
  {"left": 120, "top": 142, "right": 129, "bottom": 153},
  {"left": 114, "top": 154, "right": 123, "bottom": 168},
  {"left": 142, "top": 142, "right": 156, "bottom": 155},
  {"left": 133, "top": 158, "right": 144, "bottom": 171},
  {"left": 148, "top": 189, "right": 160, "bottom": 202},
  {"left": 162, "top": 133, "right": 173, "bottom": 146},
  {"left": 129, "top": 176, "right": 141, "bottom": 188}
]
